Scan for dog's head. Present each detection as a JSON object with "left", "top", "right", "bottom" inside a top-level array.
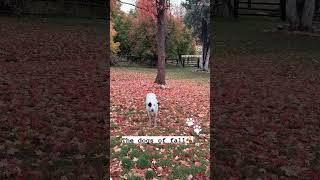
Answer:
[{"left": 147, "top": 101, "right": 159, "bottom": 113}]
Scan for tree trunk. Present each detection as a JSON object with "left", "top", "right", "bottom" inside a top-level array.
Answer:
[
  {"left": 286, "top": 0, "right": 299, "bottom": 30},
  {"left": 316, "top": 0, "right": 320, "bottom": 11},
  {"left": 287, "top": 0, "right": 316, "bottom": 31},
  {"left": 199, "top": 51, "right": 204, "bottom": 69},
  {"left": 154, "top": 0, "right": 166, "bottom": 85},
  {"left": 200, "top": 18, "right": 209, "bottom": 71},
  {"left": 301, "top": 0, "right": 315, "bottom": 31},
  {"left": 177, "top": 54, "right": 182, "bottom": 67},
  {"left": 201, "top": 42, "right": 209, "bottom": 71},
  {"left": 215, "top": 0, "right": 233, "bottom": 17},
  {"left": 204, "top": 47, "right": 210, "bottom": 71}
]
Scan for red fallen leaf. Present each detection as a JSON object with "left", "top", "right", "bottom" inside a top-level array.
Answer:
[
  {"left": 123, "top": 127, "right": 128, "bottom": 134},
  {"left": 196, "top": 172, "right": 205, "bottom": 180},
  {"left": 187, "top": 132, "right": 193, "bottom": 136},
  {"left": 115, "top": 116, "right": 125, "bottom": 124},
  {"left": 111, "top": 176, "right": 119, "bottom": 180}
]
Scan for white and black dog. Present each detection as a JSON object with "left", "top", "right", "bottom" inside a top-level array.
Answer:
[{"left": 145, "top": 93, "right": 159, "bottom": 127}]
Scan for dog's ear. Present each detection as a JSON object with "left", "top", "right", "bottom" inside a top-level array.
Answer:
[{"left": 148, "top": 102, "right": 152, "bottom": 107}]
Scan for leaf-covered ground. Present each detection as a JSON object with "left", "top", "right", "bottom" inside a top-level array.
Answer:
[
  {"left": 212, "top": 55, "right": 320, "bottom": 178},
  {"left": 0, "top": 17, "right": 107, "bottom": 179},
  {"left": 212, "top": 17, "right": 320, "bottom": 179},
  {"left": 110, "top": 67, "right": 210, "bottom": 179}
]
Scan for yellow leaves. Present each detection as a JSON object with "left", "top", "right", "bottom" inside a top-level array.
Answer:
[{"left": 110, "top": 22, "right": 120, "bottom": 54}]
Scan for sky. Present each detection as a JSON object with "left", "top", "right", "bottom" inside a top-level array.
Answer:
[{"left": 120, "top": 0, "right": 186, "bottom": 13}]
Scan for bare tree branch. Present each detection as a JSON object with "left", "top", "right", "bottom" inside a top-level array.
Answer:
[
  {"left": 116, "top": 0, "right": 171, "bottom": 17},
  {"left": 116, "top": 0, "right": 156, "bottom": 16}
]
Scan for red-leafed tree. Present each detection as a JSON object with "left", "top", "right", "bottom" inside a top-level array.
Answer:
[{"left": 118, "top": 0, "right": 170, "bottom": 85}]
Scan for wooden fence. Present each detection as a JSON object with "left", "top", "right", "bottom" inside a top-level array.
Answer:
[
  {"left": 234, "top": 0, "right": 320, "bottom": 21},
  {"left": 112, "top": 55, "right": 202, "bottom": 68},
  {"left": 166, "top": 55, "right": 201, "bottom": 68}
]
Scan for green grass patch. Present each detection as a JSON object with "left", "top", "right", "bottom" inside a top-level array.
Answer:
[
  {"left": 136, "top": 154, "right": 152, "bottom": 169},
  {"left": 157, "top": 159, "right": 172, "bottom": 167},
  {"left": 119, "top": 145, "right": 131, "bottom": 157},
  {"left": 130, "top": 148, "right": 143, "bottom": 158},
  {"left": 111, "top": 137, "right": 121, "bottom": 148},
  {"left": 170, "top": 166, "right": 191, "bottom": 179},
  {"left": 144, "top": 170, "right": 156, "bottom": 179},
  {"left": 144, "top": 150, "right": 162, "bottom": 159},
  {"left": 112, "top": 65, "right": 209, "bottom": 82},
  {"left": 127, "top": 175, "right": 142, "bottom": 180},
  {"left": 188, "top": 165, "right": 207, "bottom": 174},
  {"left": 121, "top": 157, "right": 133, "bottom": 171},
  {"left": 176, "top": 145, "right": 188, "bottom": 152},
  {"left": 213, "top": 17, "right": 320, "bottom": 59},
  {"left": 169, "top": 164, "right": 207, "bottom": 179}
]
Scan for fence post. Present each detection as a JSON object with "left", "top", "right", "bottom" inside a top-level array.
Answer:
[
  {"left": 234, "top": 0, "right": 239, "bottom": 18},
  {"left": 182, "top": 58, "right": 185, "bottom": 67},
  {"left": 197, "top": 58, "right": 199, "bottom": 68},
  {"left": 248, "top": 0, "right": 251, "bottom": 9},
  {"left": 280, "top": 0, "right": 286, "bottom": 21}
]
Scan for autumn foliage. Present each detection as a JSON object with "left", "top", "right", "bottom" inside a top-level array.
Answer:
[
  {"left": 135, "top": 0, "right": 171, "bottom": 20},
  {"left": 110, "top": 22, "right": 120, "bottom": 54},
  {"left": 112, "top": 0, "right": 196, "bottom": 62}
]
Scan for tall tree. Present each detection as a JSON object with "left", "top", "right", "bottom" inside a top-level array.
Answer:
[
  {"left": 286, "top": 0, "right": 316, "bottom": 31},
  {"left": 183, "top": 0, "right": 210, "bottom": 71},
  {"left": 121, "top": 2, "right": 195, "bottom": 66},
  {"left": 154, "top": 0, "right": 168, "bottom": 85},
  {"left": 118, "top": 0, "right": 170, "bottom": 85}
]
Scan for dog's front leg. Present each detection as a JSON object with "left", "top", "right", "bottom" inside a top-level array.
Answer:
[
  {"left": 154, "top": 113, "right": 157, "bottom": 127},
  {"left": 147, "top": 112, "right": 152, "bottom": 127}
]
